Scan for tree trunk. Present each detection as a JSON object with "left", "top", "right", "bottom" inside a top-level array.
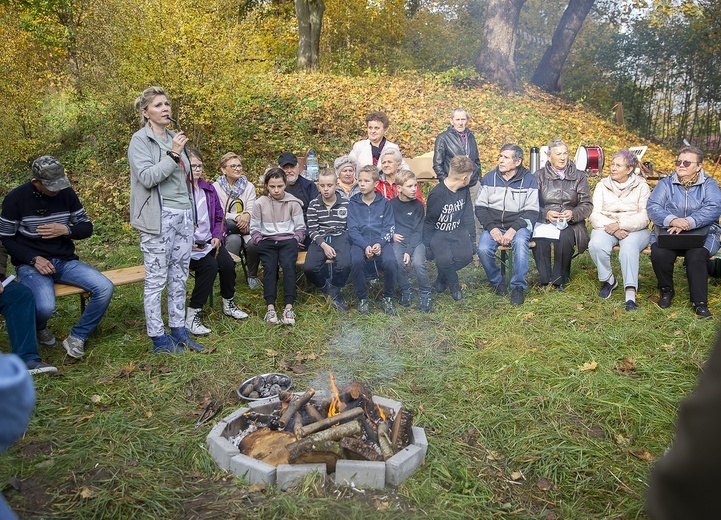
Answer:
[
  {"left": 295, "top": 0, "right": 325, "bottom": 72},
  {"left": 531, "top": 0, "right": 596, "bottom": 92},
  {"left": 475, "top": 0, "right": 527, "bottom": 92}
]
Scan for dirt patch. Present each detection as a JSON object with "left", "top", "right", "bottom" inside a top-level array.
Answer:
[
  {"left": 16, "top": 440, "right": 53, "bottom": 459},
  {"left": 3, "top": 476, "right": 54, "bottom": 519}
]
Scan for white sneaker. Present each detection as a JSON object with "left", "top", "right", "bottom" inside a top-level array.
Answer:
[
  {"left": 37, "top": 328, "right": 56, "bottom": 347},
  {"left": 265, "top": 308, "right": 279, "bottom": 325},
  {"left": 62, "top": 335, "right": 85, "bottom": 358},
  {"left": 185, "top": 307, "right": 211, "bottom": 335},
  {"left": 248, "top": 277, "right": 261, "bottom": 290},
  {"left": 223, "top": 298, "right": 248, "bottom": 320},
  {"left": 282, "top": 307, "right": 296, "bottom": 326}
]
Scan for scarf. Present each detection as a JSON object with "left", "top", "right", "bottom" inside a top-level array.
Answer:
[
  {"left": 370, "top": 137, "right": 387, "bottom": 165},
  {"left": 679, "top": 173, "right": 699, "bottom": 190},
  {"left": 215, "top": 174, "right": 248, "bottom": 199}
]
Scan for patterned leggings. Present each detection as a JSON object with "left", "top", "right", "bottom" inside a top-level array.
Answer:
[{"left": 140, "top": 208, "right": 193, "bottom": 337}]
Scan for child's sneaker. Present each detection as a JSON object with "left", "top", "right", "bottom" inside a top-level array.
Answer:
[
  {"left": 418, "top": 291, "right": 432, "bottom": 313},
  {"left": 358, "top": 298, "right": 370, "bottom": 315},
  {"left": 400, "top": 290, "right": 412, "bottom": 307},
  {"left": 282, "top": 307, "right": 296, "bottom": 326},
  {"left": 62, "top": 335, "right": 85, "bottom": 358},
  {"left": 265, "top": 309, "right": 279, "bottom": 325},
  {"left": 382, "top": 297, "right": 398, "bottom": 316}
]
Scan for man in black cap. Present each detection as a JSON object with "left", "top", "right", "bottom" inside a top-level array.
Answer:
[
  {"left": 278, "top": 152, "right": 319, "bottom": 247},
  {"left": 0, "top": 156, "right": 114, "bottom": 360},
  {"left": 278, "top": 152, "right": 319, "bottom": 219}
]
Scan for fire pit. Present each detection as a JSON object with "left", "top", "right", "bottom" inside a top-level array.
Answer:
[{"left": 206, "top": 380, "right": 427, "bottom": 490}]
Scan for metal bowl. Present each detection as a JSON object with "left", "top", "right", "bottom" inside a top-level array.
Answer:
[{"left": 237, "top": 372, "right": 293, "bottom": 401}]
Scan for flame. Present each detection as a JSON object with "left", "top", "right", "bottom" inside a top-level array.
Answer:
[
  {"left": 376, "top": 403, "right": 386, "bottom": 422},
  {"left": 328, "top": 374, "right": 345, "bottom": 417}
]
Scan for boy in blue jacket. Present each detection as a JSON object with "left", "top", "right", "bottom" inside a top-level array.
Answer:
[{"left": 348, "top": 165, "right": 398, "bottom": 315}]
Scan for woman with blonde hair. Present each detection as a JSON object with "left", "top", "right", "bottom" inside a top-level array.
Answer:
[{"left": 127, "top": 86, "right": 204, "bottom": 353}]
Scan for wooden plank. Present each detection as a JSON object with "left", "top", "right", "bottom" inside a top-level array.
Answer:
[{"left": 54, "top": 265, "right": 145, "bottom": 298}]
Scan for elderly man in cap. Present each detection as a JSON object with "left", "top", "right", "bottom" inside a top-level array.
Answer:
[
  {"left": 0, "top": 156, "right": 114, "bottom": 359},
  {"left": 278, "top": 152, "right": 319, "bottom": 218}
]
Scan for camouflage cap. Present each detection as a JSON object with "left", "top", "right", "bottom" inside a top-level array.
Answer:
[{"left": 32, "top": 156, "right": 70, "bottom": 191}]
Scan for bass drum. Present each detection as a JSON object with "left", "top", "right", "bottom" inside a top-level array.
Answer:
[{"left": 574, "top": 145, "right": 604, "bottom": 174}]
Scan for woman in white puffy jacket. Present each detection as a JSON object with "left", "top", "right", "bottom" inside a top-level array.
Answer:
[{"left": 588, "top": 149, "right": 650, "bottom": 311}]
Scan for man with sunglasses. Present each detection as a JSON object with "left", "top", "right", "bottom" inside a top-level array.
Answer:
[{"left": 647, "top": 146, "right": 721, "bottom": 317}]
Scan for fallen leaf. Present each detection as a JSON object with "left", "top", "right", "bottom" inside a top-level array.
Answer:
[
  {"left": 290, "top": 365, "right": 306, "bottom": 374},
  {"left": 575, "top": 304, "right": 584, "bottom": 310},
  {"left": 249, "top": 484, "right": 266, "bottom": 493},
  {"left": 486, "top": 450, "right": 504, "bottom": 461},
  {"left": 73, "top": 414, "right": 95, "bottom": 424},
  {"left": 80, "top": 487, "right": 94, "bottom": 499},
  {"left": 522, "top": 312, "right": 535, "bottom": 319},
  {"left": 158, "top": 366, "right": 172, "bottom": 374},
  {"left": 510, "top": 471, "right": 524, "bottom": 480},
  {"left": 579, "top": 361, "right": 598, "bottom": 372},
  {"left": 146, "top": 410, "right": 153, "bottom": 418},
  {"left": 120, "top": 361, "right": 136, "bottom": 377},
  {"left": 615, "top": 433, "right": 632, "bottom": 447},
  {"left": 265, "top": 349, "right": 280, "bottom": 357},
  {"left": 90, "top": 395, "right": 102, "bottom": 404},
  {"left": 418, "top": 404, "right": 425, "bottom": 413},
  {"left": 669, "top": 312, "right": 678, "bottom": 318},
  {"left": 536, "top": 477, "right": 552, "bottom": 491},
  {"left": 614, "top": 356, "right": 637, "bottom": 372},
  {"left": 278, "top": 360, "right": 290, "bottom": 370},
  {"left": 629, "top": 449, "right": 654, "bottom": 462}
]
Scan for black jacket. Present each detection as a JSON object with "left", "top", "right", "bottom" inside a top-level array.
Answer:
[{"left": 433, "top": 126, "right": 481, "bottom": 187}]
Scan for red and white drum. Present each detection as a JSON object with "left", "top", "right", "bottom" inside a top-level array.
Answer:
[{"left": 574, "top": 145, "right": 604, "bottom": 174}]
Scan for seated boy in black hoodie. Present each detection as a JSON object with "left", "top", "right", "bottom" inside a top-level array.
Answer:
[{"left": 347, "top": 165, "right": 398, "bottom": 315}]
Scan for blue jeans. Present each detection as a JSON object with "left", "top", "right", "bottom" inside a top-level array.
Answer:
[
  {"left": 478, "top": 227, "right": 532, "bottom": 290},
  {"left": 0, "top": 281, "right": 41, "bottom": 364},
  {"left": 18, "top": 259, "right": 114, "bottom": 341}
]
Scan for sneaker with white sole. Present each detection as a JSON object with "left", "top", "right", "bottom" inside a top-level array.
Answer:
[
  {"left": 223, "top": 298, "right": 249, "bottom": 320},
  {"left": 62, "top": 335, "right": 85, "bottom": 358},
  {"left": 26, "top": 359, "right": 58, "bottom": 375},
  {"left": 265, "top": 308, "right": 279, "bottom": 325},
  {"left": 185, "top": 307, "right": 211, "bottom": 335},
  {"left": 248, "top": 277, "right": 261, "bottom": 290},
  {"left": 37, "top": 328, "right": 56, "bottom": 347},
  {"left": 282, "top": 307, "right": 296, "bottom": 326}
]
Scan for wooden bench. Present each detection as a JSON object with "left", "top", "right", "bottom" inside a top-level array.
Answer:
[{"left": 55, "top": 265, "right": 145, "bottom": 311}]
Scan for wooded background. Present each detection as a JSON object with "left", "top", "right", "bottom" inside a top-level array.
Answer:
[{"left": 0, "top": 0, "right": 718, "bottom": 182}]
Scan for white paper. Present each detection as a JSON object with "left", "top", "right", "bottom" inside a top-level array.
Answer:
[
  {"left": 2, "top": 274, "right": 15, "bottom": 287},
  {"left": 532, "top": 222, "right": 561, "bottom": 240}
]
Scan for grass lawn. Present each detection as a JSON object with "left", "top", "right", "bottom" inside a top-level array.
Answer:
[{"left": 0, "top": 233, "right": 716, "bottom": 519}]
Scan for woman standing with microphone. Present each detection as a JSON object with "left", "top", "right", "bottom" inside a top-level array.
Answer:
[{"left": 128, "top": 86, "right": 204, "bottom": 353}]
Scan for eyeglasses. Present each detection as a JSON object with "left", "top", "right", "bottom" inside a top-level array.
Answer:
[
  {"left": 190, "top": 164, "right": 203, "bottom": 171},
  {"left": 227, "top": 164, "right": 243, "bottom": 170},
  {"left": 675, "top": 160, "right": 699, "bottom": 168}
]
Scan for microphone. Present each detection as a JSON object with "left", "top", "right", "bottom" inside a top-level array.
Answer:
[{"left": 168, "top": 116, "right": 181, "bottom": 132}]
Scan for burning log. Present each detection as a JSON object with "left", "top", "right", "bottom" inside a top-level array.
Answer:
[
  {"left": 278, "top": 388, "right": 315, "bottom": 429},
  {"left": 287, "top": 420, "right": 362, "bottom": 448},
  {"left": 361, "top": 416, "right": 379, "bottom": 445},
  {"left": 287, "top": 440, "right": 344, "bottom": 472},
  {"left": 242, "top": 411, "right": 281, "bottom": 430},
  {"left": 296, "top": 407, "right": 365, "bottom": 438},
  {"left": 292, "top": 412, "right": 304, "bottom": 438},
  {"left": 304, "top": 403, "right": 324, "bottom": 423},
  {"left": 286, "top": 422, "right": 363, "bottom": 471},
  {"left": 339, "top": 381, "right": 372, "bottom": 404},
  {"left": 377, "top": 422, "right": 395, "bottom": 460},
  {"left": 390, "top": 407, "right": 414, "bottom": 451},
  {"left": 340, "top": 437, "right": 383, "bottom": 462}
]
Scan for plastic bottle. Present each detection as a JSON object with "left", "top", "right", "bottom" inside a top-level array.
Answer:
[{"left": 305, "top": 151, "right": 318, "bottom": 181}]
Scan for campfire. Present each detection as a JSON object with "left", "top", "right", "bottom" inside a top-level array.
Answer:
[
  {"left": 234, "top": 378, "right": 414, "bottom": 471},
  {"left": 206, "top": 377, "right": 427, "bottom": 489}
]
